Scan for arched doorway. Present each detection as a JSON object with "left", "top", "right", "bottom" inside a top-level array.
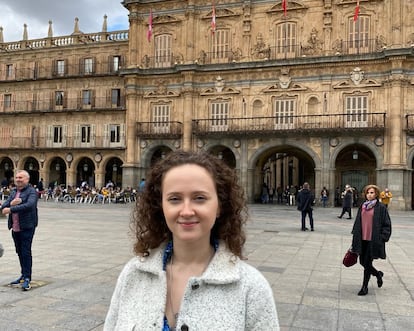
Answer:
[
  {"left": 253, "top": 147, "right": 315, "bottom": 203},
  {"left": 24, "top": 157, "right": 40, "bottom": 186},
  {"left": 335, "top": 144, "right": 376, "bottom": 206},
  {"left": 208, "top": 146, "right": 236, "bottom": 168},
  {"left": 49, "top": 157, "right": 66, "bottom": 188},
  {"left": 105, "top": 158, "right": 123, "bottom": 187},
  {"left": 1, "top": 157, "right": 14, "bottom": 186},
  {"left": 76, "top": 158, "right": 95, "bottom": 187},
  {"left": 150, "top": 146, "right": 173, "bottom": 167}
]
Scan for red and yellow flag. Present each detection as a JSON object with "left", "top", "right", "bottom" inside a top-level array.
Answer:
[
  {"left": 353, "top": 0, "right": 360, "bottom": 21},
  {"left": 211, "top": 2, "right": 216, "bottom": 34},
  {"left": 282, "top": 0, "right": 287, "bottom": 17}
]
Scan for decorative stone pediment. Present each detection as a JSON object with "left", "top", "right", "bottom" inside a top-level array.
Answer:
[
  {"left": 153, "top": 15, "right": 181, "bottom": 24},
  {"left": 145, "top": 81, "right": 180, "bottom": 98},
  {"left": 205, "top": 8, "right": 240, "bottom": 19},
  {"left": 267, "top": 1, "right": 307, "bottom": 14},
  {"left": 200, "top": 77, "right": 241, "bottom": 95}
]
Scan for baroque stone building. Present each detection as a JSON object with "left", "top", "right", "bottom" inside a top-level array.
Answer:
[{"left": 1, "top": 0, "right": 414, "bottom": 210}]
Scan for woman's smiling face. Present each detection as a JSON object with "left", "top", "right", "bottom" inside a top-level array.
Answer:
[{"left": 162, "top": 164, "right": 220, "bottom": 245}]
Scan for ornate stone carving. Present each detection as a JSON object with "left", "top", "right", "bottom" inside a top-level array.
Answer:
[
  {"left": 350, "top": 67, "right": 364, "bottom": 85},
  {"left": 252, "top": 33, "right": 270, "bottom": 60},
  {"left": 279, "top": 68, "right": 291, "bottom": 89},
  {"left": 302, "top": 28, "right": 323, "bottom": 56}
]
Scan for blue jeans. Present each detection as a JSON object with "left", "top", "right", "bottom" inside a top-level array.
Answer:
[
  {"left": 301, "top": 209, "right": 314, "bottom": 230},
  {"left": 12, "top": 228, "right": 35, "bottom": 280}
]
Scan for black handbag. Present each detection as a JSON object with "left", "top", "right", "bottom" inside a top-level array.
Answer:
[{"left": 343, "top": 248, "right": 358, "bottom": 267}]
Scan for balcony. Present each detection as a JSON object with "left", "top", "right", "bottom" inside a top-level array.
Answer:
[
  {"left": 0, "top": 96, "right": 126, "bottom": 114},
  {"left": 0, "top": 135, "right": 126, "bottom": 150},
  {"left": 136, "top": 121, "right": 183, "bottom": 139},
  {"left": 192, "top": 113, "right": 386, "bottom": 137}
]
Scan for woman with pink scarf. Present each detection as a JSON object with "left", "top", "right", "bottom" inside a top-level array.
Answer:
[{"left": 351, "top": 184, "right": 392, "bottom": 296}]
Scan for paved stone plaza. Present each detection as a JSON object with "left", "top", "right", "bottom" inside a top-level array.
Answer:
[{"left": 0, "top": 201, "right": 413, "bottom": 331}]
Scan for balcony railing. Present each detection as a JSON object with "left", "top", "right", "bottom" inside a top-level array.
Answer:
[
  {"left": 0, "top": 60, "right": 126, "bottom": 82},
  {"left": 0, "top": 96, "right": 126, "bottom": 113},
  {"left": 136, "top": 121, "right": 183, "bottom": 139},
  {"left": 192, "top": 113, "right": 386, "bottom": 137},
  {"left": 0, "top": 135, "right": 126, "bottom": 149}
]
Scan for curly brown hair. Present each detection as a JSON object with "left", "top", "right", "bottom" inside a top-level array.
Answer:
[{"left": 131, "top": 150, "right": 248, "bottom": 258}]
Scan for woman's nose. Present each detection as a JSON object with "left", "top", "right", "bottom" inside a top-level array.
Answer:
[{"left": 179, "top": 200, "right": 195, "bottom": 216}]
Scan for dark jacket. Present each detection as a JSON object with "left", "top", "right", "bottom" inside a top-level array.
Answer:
[
  {"left": 351, "top": 200, "right": 391, "bottom": 259},
  {"left": 342, "top": 190, "right": 353, "bottom": 208},
  {"left": 296, "top": 189, "right": 314, "bottom": 211},
  {"left": 1, "top": 185, "right": 38, "bottom": 230}
]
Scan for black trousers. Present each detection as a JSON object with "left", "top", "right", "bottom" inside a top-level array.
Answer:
[{"left": 359, "top": 240, "right": 380, "bottom": 286}]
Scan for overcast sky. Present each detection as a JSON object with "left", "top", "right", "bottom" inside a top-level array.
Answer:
[{"left": 0, "top": 0, "right": 129, "bottom": 42}]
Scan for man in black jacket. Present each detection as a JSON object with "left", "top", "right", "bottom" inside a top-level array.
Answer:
[{"left": 296, "top": 182, "right": 315, "bottom": 231}]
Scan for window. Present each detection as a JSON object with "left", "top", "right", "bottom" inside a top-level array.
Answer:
[
  {"left": 274, "top": 99, "right": 295, "bottom": 129},
  {"left": 112, "top": 56, "right": 121, "bottom": 72},
  {"left": 55, "top": 91, "right": 64, "bottom": 106},
  {"left": 84, "top": 58, "right": 94, "bottom": 74},
  {"left": 81, "top": 125, "right": 91, "bottom": 143},
  {"left": 6, "top": 64, "right": 13, "bottom": 78},
  {"left": 53, "top": 126, "right": 63, "bottom": 143},
  {"left": 152, "top": 104, "right": 170, "bottom": 133},
  {"left": 275, "top": 22, "right": 297, "bottom": 59},
  {"left": 111, "top": 89, "right": 121, "bottom": 107},
  {"left": 155, "top": 34, "right": 172, "bottom": 68},
  {"left": 210, "top": 101, "right": 229, "bottom": 131},
  {"left": 345, "top": 95, "right": 368, "bottom": 128},
  {"left": 348, "top": 16, "right": 370, "bottom": 54},
  {"left": 110, "top": 124, "right": 121, "bottom": 143},
  {"left": 82, "top": 90, "right": 92, "bottom": 106},
  {"left": 212, "top": 29, "right": 230, "bottom": 62},
  {"left": 4, "top": 94, "right": 12, "bottom": 109},
  {"left": 57, "top": 60, "right": 65, "bottom": 76}
]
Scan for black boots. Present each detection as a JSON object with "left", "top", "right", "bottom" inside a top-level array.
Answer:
[
  {"left": 377, "top": 271, "right": 384, "bottom": 288},
  {"left": 358, "top": 286, "right": 368, "bottom": 296},
  {"left": 358, "top": 270, "right": 371, "bottom": 296}
]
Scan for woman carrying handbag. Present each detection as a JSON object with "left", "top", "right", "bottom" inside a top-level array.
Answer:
[{"left": 351, "top": 184, "right": 392, "bottom": 296}]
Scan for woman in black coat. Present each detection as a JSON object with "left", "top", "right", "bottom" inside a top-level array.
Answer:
[{"left": 351, "top": 184, "right": 392, "bottom": 296}]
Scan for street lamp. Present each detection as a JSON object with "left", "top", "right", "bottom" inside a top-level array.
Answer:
[
  {"left": 56, "top": 163, "right": 61, "bottom": 171},
  {"left": 4, "top": 162, "right": 9, "bottom": 171},
  {"left": 113, "top": 163, "right": 118, "bottom": 172},
  {"left": 83, "top": 163, "right": 88, "bottom": 172},
  {"left": 352, "top": 150, "right": 358, "bottom": 160},
  {"left": 29, "top": 162, "right": 34, "bottom": 170}
]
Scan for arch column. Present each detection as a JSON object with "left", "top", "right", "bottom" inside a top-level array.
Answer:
[{"left": 66, "top": 168, "right": 77, "bottom": 188}]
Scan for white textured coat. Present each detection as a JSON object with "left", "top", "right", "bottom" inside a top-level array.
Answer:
[{"left": 104, "top": 243, "right": 279, "bottom": 331}]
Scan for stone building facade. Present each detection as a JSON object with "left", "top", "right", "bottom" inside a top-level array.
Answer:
[{"left": 1, "top": 0, "right": 414, "bottom": 209}]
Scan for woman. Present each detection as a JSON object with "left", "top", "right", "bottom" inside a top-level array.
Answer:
[
  {"left": 104, "top": 150, "right": 279, "bottom": 330},
  {"left": 351, "top": 184, "right": 392, "bottom": 296}
]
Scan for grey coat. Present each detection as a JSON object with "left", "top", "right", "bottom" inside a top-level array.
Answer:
[
  {"left": 351, "top": 200, "right": 392, "bottom": 259},
  {"left": 104, "top": 243, "right": 279, "bottom": 331}
]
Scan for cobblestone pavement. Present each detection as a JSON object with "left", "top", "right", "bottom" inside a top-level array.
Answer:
[{"left": 0, "top": 201, "right": 413, "bottom": 331}]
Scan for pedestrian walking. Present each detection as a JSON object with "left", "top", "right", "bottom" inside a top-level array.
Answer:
[
  {"left": 104, "top": 150, "right": 279, "bottom": 331},
  {"left": 350, "top": 184, "right": 392, "bottom": 296},
  {"left": 338, "top": 185, "right": 353, "bottom": 219},
  {"left": 296, "top": 182, "right": 315, "bottom": 231},
  {"left": 1, "top": 170, "right": 39, "bottom": 291},
  {"left": 379, "top": 188, "right": 393, "bottom": 209},
  {"left": 320, "top": 186, "right": 329, "bottom": 207}
]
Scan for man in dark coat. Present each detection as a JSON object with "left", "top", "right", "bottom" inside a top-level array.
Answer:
[
  {"left": 1, "top": 170, "right": 38, "bottom": 291},
  {"left": 338, "top": 185, "right": 353, "bottom": 219},
  {"left": 296, "top": 182, "right": 315, "bottom": 231}
]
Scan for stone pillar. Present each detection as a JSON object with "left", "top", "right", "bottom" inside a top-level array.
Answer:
[
  {"left": 94, "top": 168, "right": 105, "bottom": 189},
  {"left": 182, "top": 75, "right": 194, "bottom": 151},
  {"left": 128, "top": 7, "right": 140, "bottom": 67},
  {"left": 66, "top": 168, "right": 77, "bottom": 188}
]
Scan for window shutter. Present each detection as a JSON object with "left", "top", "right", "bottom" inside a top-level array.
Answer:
[{"left": 91, "top": 124, "right": 96, "bottom": 146}]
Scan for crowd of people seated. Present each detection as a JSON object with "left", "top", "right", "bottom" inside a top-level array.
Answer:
[{"left": 44, "top": 183, "right": 137, "bottom": 204}]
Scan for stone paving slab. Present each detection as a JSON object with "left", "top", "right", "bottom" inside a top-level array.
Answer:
[{"left": 0, "top": 201, "right": 413, "bottom": 330}]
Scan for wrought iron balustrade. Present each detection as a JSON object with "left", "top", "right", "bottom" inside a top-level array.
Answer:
[
  {"left": 192, "top": 113, "right": 386, "bottom": 137},
  {"left": 136, "top": 121, "right": 183, "bottom": 138}
]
